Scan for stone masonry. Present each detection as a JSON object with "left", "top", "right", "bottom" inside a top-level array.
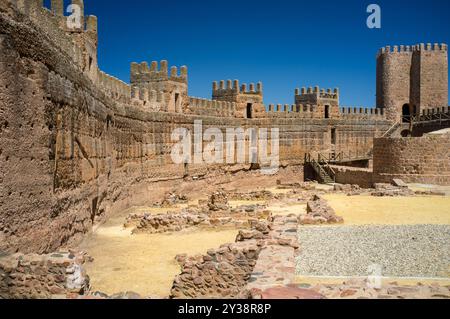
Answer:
[{"left": 0, "top": 0, "right": 448, "bottom": 255}]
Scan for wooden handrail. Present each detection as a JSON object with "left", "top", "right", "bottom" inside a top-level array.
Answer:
[{"left": 382, "top": 121, "right": 401, "bottom": 138}]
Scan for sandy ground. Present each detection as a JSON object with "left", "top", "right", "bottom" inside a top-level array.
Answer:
[
  {"left": 78, "top": 169, "right": 307, "bottom": 297},
  {"left": 296, "top": 193, "right": 450, "bottom": 285},
  {"left": 80, "top": 209, "right": 238, "bottom": 297},
  {"left": 78, "top": 167, "right": 450, "bottom": 297},
  {"left": 294, "top": 276, "right": 450, "bottom": 287},
  {"left": 407, "top": 183, "right": 450, "bottom": 196},
  {"left": 323, "top": 194, "right": 450, "bottom": 225}
]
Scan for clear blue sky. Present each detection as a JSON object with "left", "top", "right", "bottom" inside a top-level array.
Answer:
[{"left": 45, "top": 0, "right": 450, "bottom": 107}]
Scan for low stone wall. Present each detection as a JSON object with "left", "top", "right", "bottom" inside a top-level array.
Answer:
[
  {"left": 170, "top": 240, "right": 262, "bottom": 299},
  {"left": 373, "top": 134, "right": 450, "bottom": 186},
  {"left": 245, "top": 215, "right": 300, "bottom": 295},
  {"left": 331, "top": 165, "right": 374, "bottom": 188},
  {"left": 129, "top": 213, "right": 209, "bottom": 234},
  {"left": 0, "top": 252, "right": 89, "bottom": 299},
  {"left": 170, "top": 214, "right": 301, "bottom": 299}
]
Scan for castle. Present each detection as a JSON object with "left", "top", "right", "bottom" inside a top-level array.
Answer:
[{"left": 0, "top": 0, "right": 449, "bottom": 254}]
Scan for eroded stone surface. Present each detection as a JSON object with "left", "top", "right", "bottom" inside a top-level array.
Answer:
[{"left": 299, "top": 195, "right": 344, "bottom": 225}]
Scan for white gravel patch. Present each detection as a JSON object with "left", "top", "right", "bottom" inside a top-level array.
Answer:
[{"left": 296, "top": 225, "right": 450, "bottom": 278}]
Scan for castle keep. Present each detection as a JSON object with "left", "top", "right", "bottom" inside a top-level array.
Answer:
[
  {"left": 0, "top": 0, "right": 449, "bottom": 254},
  {"left": 377, "top": 44, "right": 449, "bottom": 122}
]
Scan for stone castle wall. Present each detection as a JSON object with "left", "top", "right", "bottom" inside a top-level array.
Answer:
[
  {"left": 0, "top": 0, "right": 391, "bottom": 254},
  {"left": 373, "top": 134, "right": 450, "bottom": 185}
]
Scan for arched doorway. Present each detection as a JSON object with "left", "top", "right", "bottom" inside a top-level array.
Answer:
[{"left": 402, "top": 104, "right": 411, "bottom": 123}]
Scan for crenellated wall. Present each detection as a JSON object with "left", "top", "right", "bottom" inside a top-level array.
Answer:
[
  {"left": 0, "top": 0, "right": 392, "bottom": 254},
  {"left": 376, "top": 43, "right": 448, "bottom": 122},
  {"left": 186, "top": 97, "right": 236, "bottom": 117}
]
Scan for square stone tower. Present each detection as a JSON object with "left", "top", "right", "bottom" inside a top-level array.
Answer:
[
  {"left": 130, "top": 60, "right": 188, "bottom": 113},
  {"left": 294, "top": 86, "right": 340, "bottom": 119},
  {"left": 212, "top": 80, "right": 265, "bottom": 118},
  {"left": 376, "top": 43, "right": 448, "bottom": 122}
]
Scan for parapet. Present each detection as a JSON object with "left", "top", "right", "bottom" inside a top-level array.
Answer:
[
  {"left": 419, "top": 106, "right": 450, "bottom": 117},
  {"left": 267, "top": 103, "right": 320, "bottom": 119},
  {"left": 130, "top": 60, "right": 188, "bottom": 84},
  {"left": 295, "top": 86, "right": 339, "bottom": 100},
  {"left": 339, "top": 107, "right": 385, "bottom": 119},
  {"left": 188, "top": 97, "right": 236, "bottom": 117},
  {"left": 212, "top": 80, "right": 263, "bottom": 96},
  {"left": 97, "top": 70, "right": 131, "bottom": 102},
  {"left": 11, "top": 0, "right": 99, "bottom": 69},
  {"left": 377, "top": 43, "right": 448, "bottom": 57}
]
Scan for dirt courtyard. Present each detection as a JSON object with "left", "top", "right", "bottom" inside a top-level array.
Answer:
[{"left": 76, "top": 168, "right": 450, "bottom": 298}]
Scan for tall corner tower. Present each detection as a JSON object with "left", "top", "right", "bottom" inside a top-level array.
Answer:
[{"left": 376, "top": 43, "right": 448, "bottom": 122}]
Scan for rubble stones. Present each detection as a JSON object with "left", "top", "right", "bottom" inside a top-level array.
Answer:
[
  {"left": 299, "top": 195, "right": 344, "bottom": 225},
  {"left": 236, "top": 230, "right": 266, "bottom": 242},
  {"left": 170, "top": 241, "right": 262, "bottom": 299},
  {"left": 161, "top": 192, "right": 188, "bottom": 208},
  {"left": 132, "top": 212, "right": 209, "bottom": 234},
  {"left": 371, "top": 183, "right": 415, "bottom": 197},
  {"left": 0, "top": 252, "right": 90, "bottom": 299},
  {"left": 207, "top": 190, "right": 230, "bottom": 211},
  {"left": 171, "top": 214, "right": 302, "bottom": 299},
  {"left": 229, "top": 190, "right": 276, "bottom": 201},
  {"left": 334, "top": 184, "right": 364, "bottom": 196},
  {"left": 392, "top": 179, "right": 408, "bottom": 188}
]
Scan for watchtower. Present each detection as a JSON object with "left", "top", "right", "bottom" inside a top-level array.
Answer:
[
  {"left": 294, "top": 86, "right": 340, "bottom": 119},
  {"left": 376, "top": 43, "right": 448, "bottom": 122},
  {"left": 212, "top": 80, "right": 265, "bottom": 119},
  {"left": 130, "top": 60, "right": 188, "bottom": 113}
]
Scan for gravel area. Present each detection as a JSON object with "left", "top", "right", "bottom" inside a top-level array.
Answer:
[{"left": 296, "top": 225, "right": 450, "bottom": 278}]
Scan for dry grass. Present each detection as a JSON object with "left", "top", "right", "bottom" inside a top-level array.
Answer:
[{"left": 322, "top": 194, "right": 450, "bottom": 226}]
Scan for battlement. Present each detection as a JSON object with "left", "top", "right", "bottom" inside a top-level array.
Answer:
[
  {"left": 188, "top": 97, "right": 236, "bottom": 117},
  {"left": 12, "top": 0, "right": 98, "bottom": 34},
  {"left": 419, "top": 106, "right": 450, "bottom": 116},
  {"left": 267, "top": 104, "right": 320, "bottom": 118},
  {"left": 295, "top": 86, "right": 339, "bottom": 100},
  {"left": 377, "top": 43, "right": 448, "bottom": 57},
  {"left": 212, "top": 80, "right": 263, "bottom": 96},
  {"left": 339, "top": 107, "right": 385, "bottom": 119},
  {"left": 295, "top": 86, "right": 340, "bottom": 108},
  {"left": 130, "top": 61, "right": 188, "bottom": 84},
  {"left": 6, "top": 0, "right": 99, "bottom": 84},
  {"left": 97, "top": 70, "right": 131, "bottom": 102}
]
